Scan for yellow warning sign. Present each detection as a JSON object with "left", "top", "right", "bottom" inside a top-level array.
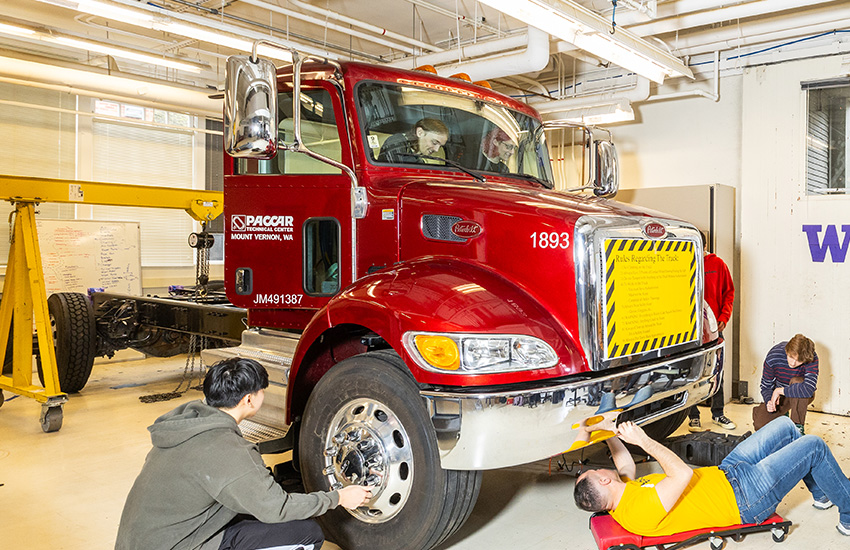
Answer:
[{"left": 603, "top": 238, "right": 698, "bottom": 360}]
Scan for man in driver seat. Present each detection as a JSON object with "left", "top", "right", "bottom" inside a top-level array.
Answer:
[{"left": 377, "top": 118, "right": 449, "bottom": 163}]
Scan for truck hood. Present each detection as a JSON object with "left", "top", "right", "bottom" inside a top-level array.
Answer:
[
  {"left": 396, "top": 179, "right": 678, "bottom": 372},
  {"left": 392, "top": 176, "right": 663, "bottom": 223}
]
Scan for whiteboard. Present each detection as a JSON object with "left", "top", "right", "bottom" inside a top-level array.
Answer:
[{"left": 36, "top": 219, "right": 142, "bottom": 296}]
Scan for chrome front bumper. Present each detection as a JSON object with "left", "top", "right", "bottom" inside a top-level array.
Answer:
[{"left": 420, "top": 340, "right": 723, "bottom": 470}]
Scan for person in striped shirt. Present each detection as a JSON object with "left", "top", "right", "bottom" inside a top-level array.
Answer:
[{"left": 753, "top": 334, "right": 818, "bottom": 433}]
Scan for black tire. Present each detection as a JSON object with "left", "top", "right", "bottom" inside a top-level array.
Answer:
[
  {"left": 642, "top": 408, "right": 689, "bottom": 441},
  {"left": 299, "top": 350, "right": 482, "bottom": 550},
  {"left": 38, "top": 293, "right": 96, "bottom": 393}
]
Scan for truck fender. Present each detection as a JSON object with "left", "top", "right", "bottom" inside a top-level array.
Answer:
[{"left": 286, "top": 256, "right": 587, "bottom": 422}]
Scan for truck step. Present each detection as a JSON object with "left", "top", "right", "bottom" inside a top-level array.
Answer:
[
  {"left": 238, "top": 418, "right": 293, "bottom": 454},
  {"left": 201, "top": 329, "right": 299, "bottom": 433}
]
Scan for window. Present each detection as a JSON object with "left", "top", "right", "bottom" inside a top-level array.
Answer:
[
  {"left": 90, "top": 120, "right": 196, "bottom": 266},
  {"left": 356, "top": 81, "right": 554, "bottom": 185},
  {"left": 303, "top": 218, "right": 340, "bottom": 295},
  {"left": 236, "top": 88, "right": 342, "bottom": 175},
  {"left": 805, "top": 79, "right": 850, "bottom": 195},
  {"left": 0, "top": 83, "right": 77, "bottom": 266}
]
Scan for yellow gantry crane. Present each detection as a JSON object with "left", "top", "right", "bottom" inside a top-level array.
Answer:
[{"left": 0, "top": 175, "right": 223, "bottom": 432}]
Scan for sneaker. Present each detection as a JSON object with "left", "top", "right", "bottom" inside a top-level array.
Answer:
[
  {"left": 712, "top": 415, "right": 736, "bottom": 430},
  {"left": 688, "top": 418, "right": 704, "bottom": 432},
  {"left": 813, "top": 495, "right": 834, "bottom": 510},
  {"left": 795, "top": 423, "right": 805, "bottom": 435},
  {"left": 837, "top": 522, "right": 850, "bottom": 536}
]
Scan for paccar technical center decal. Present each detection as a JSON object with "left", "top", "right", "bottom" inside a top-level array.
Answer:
[
  {"left": 603, "top": 238, "right": 698, "bottom": 360},
  {"left": 230, "top": 215, "right": 295, "bottom": 242}
]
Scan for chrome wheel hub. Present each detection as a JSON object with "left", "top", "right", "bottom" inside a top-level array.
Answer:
[{"left": 322, "top": 398, "right": 414, "bottom": 523}]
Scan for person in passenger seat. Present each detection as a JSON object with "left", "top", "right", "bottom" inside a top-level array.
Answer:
[
  {"left": 574, "top": 416, "right": 850, "bottom": 538},
  {"left": 377, "top": 117, "right": 449, "bottom": 163},
  {"left": 115, "top": 358, "right": 372, "bottom": 550},
  {"left": 479, "top": 127, "right": 516, "bottom": 173}
]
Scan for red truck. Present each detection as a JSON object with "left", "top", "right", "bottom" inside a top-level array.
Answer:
[
  {"left": 196, "top": 51, "right": 724, "bottom": 550},
  {"left": 33, "top": 48, "right": 722, "bottom": 549}
]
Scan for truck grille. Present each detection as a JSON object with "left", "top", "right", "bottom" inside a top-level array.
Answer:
[{"left": 574, "top": 217, "right": 704, "bottom": 371}]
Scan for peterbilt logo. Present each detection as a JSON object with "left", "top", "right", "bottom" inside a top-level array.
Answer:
[
  {"left": 451, "top": 220, "right": 483, "bottom": 239},
  {"left": 642, "top": 222, "right": 666, "bottom": 239}
]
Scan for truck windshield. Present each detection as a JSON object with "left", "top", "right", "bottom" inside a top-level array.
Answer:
[{"left": 357, "top": 81, "right": 554, "bottom": 187}]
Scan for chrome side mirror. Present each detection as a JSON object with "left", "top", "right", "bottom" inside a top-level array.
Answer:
[
  {"left": 224, "top": 55, "right": 278, "bottom": 159},
  {"left": 593, "top": 140, "right": 619, "bottom": 197}
]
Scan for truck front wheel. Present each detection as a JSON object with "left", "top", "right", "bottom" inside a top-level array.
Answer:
[{"left": 299, "top": 350, "right": 481, "bottom": 550}]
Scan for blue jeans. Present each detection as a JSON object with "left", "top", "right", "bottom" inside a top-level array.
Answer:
[{"left": 719, "top": 415, "right": 850, "bottom": 524}]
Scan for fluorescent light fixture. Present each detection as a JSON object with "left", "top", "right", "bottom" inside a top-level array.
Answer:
[
  {"left": 157, "top": 22, "right": 253, "bottom": 53},
  {"left": 75, "top": 0, "right": 155, "bottom": 26},
  {"left": 547, "top": 100, "right": 635, "bottom": 125},
  {"left": 477, "top": 0, "right": 692, "bottom": 83},
  {"left": 36, "top": 0, "right": 293, "bottom": 63},
  {"left": 51, "top": 36, "right": 204, "bottom": 73},
  {"left": 158, "top": 23, "right": 292, "bottom": 62},
  {"left": 0, "top": 22, "right": 37, "bottom": 37}
]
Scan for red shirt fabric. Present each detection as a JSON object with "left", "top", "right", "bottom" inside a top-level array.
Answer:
[{"left": 703, "top": 253, "right": 734, "bottom": 325}]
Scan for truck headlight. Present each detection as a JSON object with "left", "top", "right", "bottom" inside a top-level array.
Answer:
[{"left": 403, "top": 332, "right": 558, "bottom": 374}]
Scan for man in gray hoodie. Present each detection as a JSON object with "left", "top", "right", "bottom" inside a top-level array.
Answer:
[{"left": 116, "top": 357, "right": 371, "bottom": 550}]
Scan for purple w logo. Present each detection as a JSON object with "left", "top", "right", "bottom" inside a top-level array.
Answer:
[{"left": 802, "top": 225, "right": 850, "bottom": 263}]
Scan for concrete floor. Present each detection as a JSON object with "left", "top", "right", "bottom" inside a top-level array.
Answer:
[{"left": 1, "top": 354, "right": 848, "bottom": 550}]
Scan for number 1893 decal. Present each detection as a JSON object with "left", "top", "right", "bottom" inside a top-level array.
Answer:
[
  {"left": 253, "top": 293, "right": 303, "bottom": 305},
  {"left": 530, "top": 231, "right": 570, "bottom": 249}
]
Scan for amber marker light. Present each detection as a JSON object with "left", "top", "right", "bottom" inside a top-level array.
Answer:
[{"left": 414, "top": 335, "right": 460, "bottom": 371}]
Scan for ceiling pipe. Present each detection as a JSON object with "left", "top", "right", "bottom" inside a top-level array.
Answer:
[
  {"left": 615, "top": 0, "right": 761, "bottom": 26},
  {"left": 402, "top": 0, "right": 504, "bottom": 36},
  {"left": 529, "top": 75, "right": 651, "bottom": 113},
  {"left": 389, "top": 29, "right": 530, "bottom": 70},
  {"left": 666, "top": 4, "right": 850, "bottom": 55},
  {"left": 644, "top": 50, "right": 720, "bottom": 102},
  {"left": 627, "top": 0, "right": 837, "bottom": 37},
  {"left": 426, "top": 27, "right": 550, "bottom": 81},
  {"left": 679, "top": 21, "right": 850, "bottom": 59},
  {"left": 237, "top": 0, "right": 419, "bottom": 55},
  {"left": 284, "top": 0, "right": 443, "bottom": 53}
]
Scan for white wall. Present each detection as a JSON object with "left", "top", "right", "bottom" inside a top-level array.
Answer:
[
  {"left": 615, "top": 75, "right": 743, "bottom": 191},
  {"left": 740, "top": 57, "right": 850, "bottom": 416}
]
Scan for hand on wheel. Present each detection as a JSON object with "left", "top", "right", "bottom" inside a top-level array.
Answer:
[{"left": 337, "top": 485, "right": 374, "bottom": 509}]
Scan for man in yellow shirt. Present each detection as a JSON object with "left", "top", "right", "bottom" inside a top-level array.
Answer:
[{"left": 574, "top": 416, "right": 850, "bottom": 537}]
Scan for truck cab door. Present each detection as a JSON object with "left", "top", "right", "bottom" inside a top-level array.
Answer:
[{"left": 225, "top": 81, "right": 355, "bottom": 326}]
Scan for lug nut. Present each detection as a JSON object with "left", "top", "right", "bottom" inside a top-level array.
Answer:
[
  {"left": 331, "top": 482, "right": 343, "bottom": 490},
  {"left": 357, "top": 439, "right": 374, "bottom": 451},
  {"left": 365, "top": 474, "right": 380, "bottom": 485},
  {"left": 322, "top": 465, "right": 335, "bottom": 476},
  {"left": 333, "top": 433, "right": 346, "bottom": 444},
  {"left": 365, "top": 455, "right": 383, "bottom": 467},
  {"left": 324, "top": 446, "right": 339, "bottom": 457},
  {"left": 348, "top": 431, "right": 362, "bottom": 442}
]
